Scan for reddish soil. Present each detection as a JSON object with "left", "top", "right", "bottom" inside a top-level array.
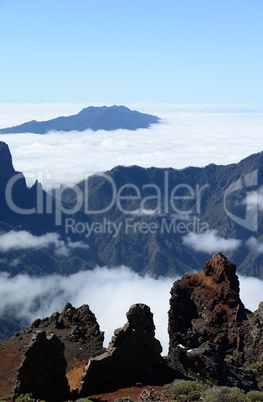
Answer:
[
  {"left": 0, "top": 338, "right": 24, "bottom": 398},
  {"left": 0, "top": 338, "right": 168, "bottom": 401},
  {"left": 66, "top": 360, "right": 166, "bottom": 401},
  {"left": 86, "top": 385, "right": 165, "bottom": 402},
  {"left": 66, "top": 359, "right": 87, "bottom": 390},
  {"left": 0, "top": 328, "right": 95, "bottom": 398}
]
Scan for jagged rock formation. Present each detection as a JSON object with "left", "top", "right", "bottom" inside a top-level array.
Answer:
[
  {"left": 235, "top": 301, "right": 263, "bottom": 367},
  {"left": 168, "top": 252, "right": 247, "bottom": 353},
  {"left": 11, "top": 303, "right": 105, "bottom": 370},
  {"left": 79, "top": 303, "right": 177, "bottom": 396},
  {"left": 13, "top": 331, "right": 70, "bottom": 401},
  {"left": 168, "top": 253, "right": 263, "bottom": 390}
]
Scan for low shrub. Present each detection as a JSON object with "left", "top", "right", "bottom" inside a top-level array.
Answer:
[
  {"left": 163, "top": 380, "right": 203, "bottom": 401},
  {"left": 246, "top": 390, "right": 263, "bottom": 401},
  {"left": 204, "top": 386, "right": 249, "bottom": 402},
  {"left": 250, "top": 360, "right": 263, "bottom": 378},
  {"left": 14, "top": 395, "right": 35, "bottom": 402}
]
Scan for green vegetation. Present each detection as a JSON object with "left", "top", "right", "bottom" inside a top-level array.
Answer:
[
  {"left": 75, "top": 399, "right": 94, "bottom": 402},
  {"left": 162, "top": 381, "right": 263, "bottom": 401},
  {"left": 14, "top": 394, "right": 35, "bottom": 402},
  {"left": 246, "top": 390, "right": 263, "bottom": 401},
  {"left": 204, "top": 386, "right": 248, "bottom": 401},
  {"left": 163, "top": 380, "right": 204, "bottom": 401},
  {"left": 250, "top": 360, "right": 263, "bottom": 378}
]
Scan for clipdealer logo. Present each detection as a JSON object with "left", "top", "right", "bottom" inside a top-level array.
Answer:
[
  {"left": 224, "top": 170, "right": 258, "bottom": 232},
  {"left": 5, "top": 170, "right": 210, "bottom": 235}
]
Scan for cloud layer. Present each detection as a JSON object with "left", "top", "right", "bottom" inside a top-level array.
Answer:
[
  {"left": 0, "top": 230, "right": 89, "bottom": 257},
  {"left": 0, "top": 103, "right": 263, "bottom": 188},
  {"left": 0, "top": 267, "right": 175, "bottom": 355},
  {"left": 0, "top": 266, "right": 262, "bottom": 356}
]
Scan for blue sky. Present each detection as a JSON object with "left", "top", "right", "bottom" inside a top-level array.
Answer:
[{"left": 0, "top": 0, "right": 262, "bottom": 103}]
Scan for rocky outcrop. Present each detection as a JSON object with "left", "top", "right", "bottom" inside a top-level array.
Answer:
[
  {"left": 168, "top": 252, "right": 247, "bottom": 354},
  {"left": 79, "top": 303, "right": 178, "bottom": 396},
  {"left": 235, "top": 301, "right": 263, "bottom": 368},
  {"left": 11, "top": 302, "right": 105, "bottom": 376},
  {"left": 13, "top": 331, "right": 70, "bottom": 401},
  {"left": 168, "top": 253, "right": 263, "bottom": 390},
  {"left": 169, "top": 341, "right": 256, "bottom": 391}
]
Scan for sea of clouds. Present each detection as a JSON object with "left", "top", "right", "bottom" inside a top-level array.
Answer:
[
  {"left": 0, "top": 103, "right": 263, "bottom": 188},
  {"left": 1, "top": 103, "right": 263, "bottom": 354}
]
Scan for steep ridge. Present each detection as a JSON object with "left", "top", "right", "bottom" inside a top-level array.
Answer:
[
  {"left": 1, "top": 141, "right": 263, "bottom": 280},
  {"left": 0, "top": 141, "right": 100, "bottom": 278}
]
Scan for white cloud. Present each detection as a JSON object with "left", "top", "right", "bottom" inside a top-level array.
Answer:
[
  {"left": 0, "top": 231, "right": 89, "bottom": 257},
  {"left": 239, "top": 276, "right": 263, "bottom": 312},
  {"left": 0, "top": 267, "right": 176, "bottom": 355},
  {"left": 0, "top": 266, "right": 262, "bottom": 356},
  {"left": 242, "top": 187, "right": 263, "bottom": 211},
  {"left": 9, "top": 258, "right": 21, "bottom": 267},
  {"left": 246, "top": 237, "right": 263, "bottom": 253},
  {"left": 182, "top": 230, "right": 242, "bottom": 254},
  {"left": 0, "top": 103, "right": 263, "bottom": 188}
]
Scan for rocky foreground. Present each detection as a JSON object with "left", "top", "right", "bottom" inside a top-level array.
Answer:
[{"left": 1, "top": 253, "right": 263, "bottom": 400}]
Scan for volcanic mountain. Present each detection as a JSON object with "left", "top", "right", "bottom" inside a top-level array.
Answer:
[{"left": 0, "top": 105, "right": 160, "bottom": 134}]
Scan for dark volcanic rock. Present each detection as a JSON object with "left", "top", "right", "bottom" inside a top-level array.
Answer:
[
  {"left": 168, "top": 252, "right": 247, "bottom": 354},
  {"left": 234, "top": 302, "right": 263, "bottom": 369},
  {"left": 167, "top": 253, "right": 263, "bottom": 390},
  {"left": 0, "top": 141, "right": 15, "bottom": 172},
  {"left": 12, "top": 302, "right": 105, "bottom": 370},
  {"left": 13, "top": 331, "right": 70, "bottom": 401},
  {"left": 79, "top": 303, "right": 178, "bottom": 396},
  {"left": 0, "top": 105, "right": 160, "bottom": 133},
  {"left": 170, "top": 341, "right": 256, "bottom": 391}
]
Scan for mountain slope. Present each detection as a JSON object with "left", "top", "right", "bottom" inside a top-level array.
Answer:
[
  {"left": 0, "top": 105, "right": 160, "bottom": 134},
  {"left": 1, "top": 141, "right": 263, "bottom": 279},
  {"left": 61, "top": 152, "right": 263, "bottom": 278}
]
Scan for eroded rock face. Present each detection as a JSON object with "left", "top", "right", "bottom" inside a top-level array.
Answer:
[
  {"left": 13, "top": 331, "right": 70, "bottom": 401},
  {"left": 168, "top": 252, "right": 247, "bottom": 354},
  {"left": 235, "top": 302, "right": 263, "bottom": 368},
  {"left": 79, "top": 303, "right": 176, "bottom": 396},
  {"left": 12, "top": 302, "right": 105, "bottom": 363},
  {"left": 168, "top": 253, "right": 263, "bottom": 390},
  {"left": 169, "top": 341, "right": 256, "bottom": 391}
]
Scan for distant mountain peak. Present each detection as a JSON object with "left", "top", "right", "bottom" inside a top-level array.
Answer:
[{"left": 0, "top": 105, "right": 160, "bottom": 134}]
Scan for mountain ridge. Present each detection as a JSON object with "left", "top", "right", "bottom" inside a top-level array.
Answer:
[
  {"left": 0, "top": 105, "right": 160, "bottom": 134},
  {"left": 1, "top": 141, "right": 263, "bottom": 280}
]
